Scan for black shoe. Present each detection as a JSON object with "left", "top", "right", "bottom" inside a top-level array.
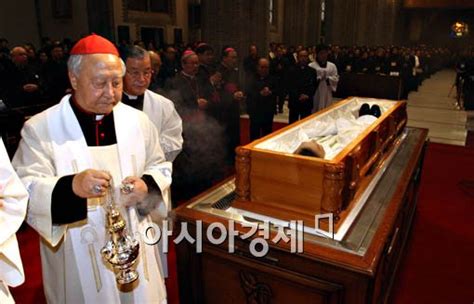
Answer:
[
  {"left": 359, "top": 103, "right": 371, "bottom": 117},
  {"left": 370, "top": 104, "right": 381, "bottom": 118}
]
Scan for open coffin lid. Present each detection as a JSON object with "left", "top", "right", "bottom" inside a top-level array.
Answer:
[{"left": 233, "top": 97, "right": 407, "bottom": 233}]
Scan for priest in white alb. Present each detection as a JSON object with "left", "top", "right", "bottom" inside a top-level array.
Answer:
[
  {"left": 121, "top": 45, "right": 183, "bottom": 162},
  {"left": 0, "top": 139, "right": 28, "bottom": 304},
  {"left": 12, "top": 34, "right": 171, "bottom": 303},
  {"left": 309, "top": 45, "right": 339, "bottom": 112}
]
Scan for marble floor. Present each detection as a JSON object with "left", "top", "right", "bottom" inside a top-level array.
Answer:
[{"left": 406, "top": 69, "right": 468, "bottom": 146}]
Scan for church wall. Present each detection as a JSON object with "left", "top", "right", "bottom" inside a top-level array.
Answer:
[
  {"left": 305, "top": 0, "right": 322, "bottom": 46},
  {"left": 283, "top": 0, "right": 322, "bottom": 47},
  {"left": 0, "top": 0, "right": 39, "bottom": 46},
  {"left": 6, "top": 0, "right": 471, "bottom": 55},
  {"left": 114, "top": 0, "right": 188, "bottom": 47},
  {"left": 325, "top": 0, "right": 405, "bottom": 47},
  {"left": 38, "top": 0, "right": 89, "bottom": 42},
  {"left": 175, "top": 0, "right": 189, "bottom": 44},
  {"left": 268, "top": 0, "right": 285, "bottom": 45},
  {"left": 406, "top": 9, "right": 474, "bottom": 50},
  {"left": 200, "top": 0, "right": 269, "bottom": 62},
  {"left": 86, "top": 0, "right": 115, "bottom": 41},
  {"left": 283, "top": 0, "right": 304, "bottom": 46}
]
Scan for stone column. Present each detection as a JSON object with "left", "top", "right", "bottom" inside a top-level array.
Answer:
[
  {"left": 305, "top": 0, "right": 322, "bottom": 45},
  {"left": 87, "top": 0, "right": 115, "bottom": 41},
  {"left": 325, "top": 0, "right": 359, "bottom": 45},
  {"left": 201, "top": 0, "right": 269, "bottom": 62},
  {"left": 326, "top": 0, "right": 406, "bottom": 46},
  {"left": 282, "top": 0, "right": 322, "bottom": 46}
]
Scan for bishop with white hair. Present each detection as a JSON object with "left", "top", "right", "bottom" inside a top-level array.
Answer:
[{"left": 12, "top": 34, "right": 171, "bottom": 303}]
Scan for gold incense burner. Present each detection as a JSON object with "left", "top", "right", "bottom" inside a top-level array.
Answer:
[{"left": 101, "top": 182, "right": 140, "bottom": 285}]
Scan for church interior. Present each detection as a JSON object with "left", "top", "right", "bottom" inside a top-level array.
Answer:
[{"left": 0, "top": 0, "right": 473, "bottom": 303}]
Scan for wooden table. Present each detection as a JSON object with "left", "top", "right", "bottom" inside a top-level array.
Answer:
[{"left": 174, "top": 127, "right": 428, "bottom": 304}]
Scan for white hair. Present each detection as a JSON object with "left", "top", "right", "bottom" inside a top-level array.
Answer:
[{"left": 67, "top": 54, "right": 126, "bottom": 77}]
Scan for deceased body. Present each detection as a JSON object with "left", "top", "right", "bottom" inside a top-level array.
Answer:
[
  {"left": 234, "top": 97, "right": 407, "bottom": 225},
  {"left": 256, "top": 98, "right": 394, "bottom": 160}
]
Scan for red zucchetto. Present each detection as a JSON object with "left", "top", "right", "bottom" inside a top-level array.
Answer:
[
  {"left": 70, "top": 34, "right": 119, "bottom": 56},
  {"left": 181, "top": 49, "right": 196, "bottom": 60}
]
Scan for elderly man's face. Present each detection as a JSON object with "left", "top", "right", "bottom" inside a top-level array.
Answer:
[
  {"left": 182, "top": 54, "right": 199, "bottom": 76},
  {"left": 124, "top": 55, "right": 152, "bottom": 96},
  {"left": 69, "top": 54, "right": 123, "bottom": 114}
]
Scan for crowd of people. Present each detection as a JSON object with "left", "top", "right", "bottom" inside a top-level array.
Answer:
[
  {"left": 0, "top": 37, "right": 457, "bottom": 201},
  {"left": 0, "top": 38, "right": 73, "bottom": 109},
  {"left": 327, "top": 45, "right": 452, "bottom": 99},
  {"left": 0, "top": 36, "right": 454, "bottom": 122},
  {"left": 0, "top": 32, "right": 461, "bottom": 303}
]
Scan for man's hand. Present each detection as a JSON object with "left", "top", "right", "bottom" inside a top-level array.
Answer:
[
  {"left": 233, "top": 91, "right": 245, "bottom": 101},
  {"left": 23, "top": 84, "right": 38, "bottom": 93},
  {"left": 299, "top": 94, "right": 309, "bottom": 101},
  {"left": 72, "top": 169, "right": 111, "bottom": 198},
  {"left": 197, "top": 98, "right": 208, "bottom": 109},
  {"left": 121, "top": 176, "right": 148, "bottom": 207},
  {"left": 210, "top": 72, "right": 222, "bottom": 87}
]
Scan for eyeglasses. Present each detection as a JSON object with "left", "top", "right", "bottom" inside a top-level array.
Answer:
[{"left": 126, "top": 70, "right": 153, "bottom": 79}]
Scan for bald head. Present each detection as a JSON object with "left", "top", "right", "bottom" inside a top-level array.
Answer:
[{"left": 11, "top": 46, "right": 28, "bottom": 65}]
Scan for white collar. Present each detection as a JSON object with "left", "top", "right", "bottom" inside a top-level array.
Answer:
[
  {"left": 181, "top": 71, "right": 195, "bottom": 79},
  {"left": 124, "top": 92, "right": 138, "bottom": 100}
]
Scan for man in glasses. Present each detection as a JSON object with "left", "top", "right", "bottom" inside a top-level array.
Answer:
[{"left": 121, "top": 45, "right": 183, "bottom": 161}]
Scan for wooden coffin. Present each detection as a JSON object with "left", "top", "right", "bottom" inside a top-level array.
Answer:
[{"left": 233, "top": 97, "right": 407, "bottom": 225}]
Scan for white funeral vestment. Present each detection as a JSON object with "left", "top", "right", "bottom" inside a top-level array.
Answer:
[
  {"left": 140, "top": 90, "right": 183, "bottom": 162},
  {"left": 0, "top": 139, "right": 28, "bottom": 304},
  {"left": 309, "top": 61, "right": 339, "bottom": 112},
  {"left": 12, "top": 95, "right": 172, "bottom": 304}
]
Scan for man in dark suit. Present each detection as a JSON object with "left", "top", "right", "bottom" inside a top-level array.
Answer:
[
  {"left": 270, "top": 45, "right": 291, "bottom": 113},
  {"left": 245, "top": 58, "right": 276, "bottom": 141},
  {"left": 1, "top": 46, "right": 41, "bottom": 108},
  {"left": 164, "top": 50, "right": 226, "bottom": 202},
  {"left": 285, "top": 49, "right": 317, "bottom": 124},
  {"left": 217, "top": 47, "right": 245, "bottom": 164}
]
